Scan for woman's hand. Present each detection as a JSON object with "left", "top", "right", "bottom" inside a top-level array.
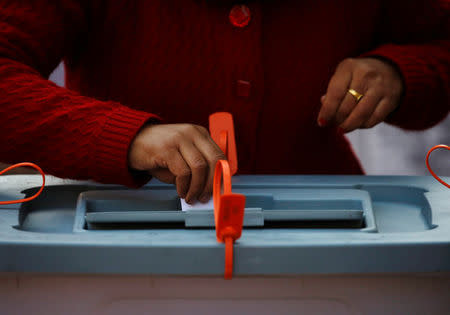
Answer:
[
  {"left": 129, "top": 124, "right": 226, "bottom": 204},
  {"left": 317, "top": 57, "right": 404, "bottom": 132}
]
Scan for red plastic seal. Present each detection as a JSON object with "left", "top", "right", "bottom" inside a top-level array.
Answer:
[
  {"left": 0, "top": 162, "right": 45, "bottom": 205},
  {"left": 209, "top": 112, "right": 238, "bottom": 175},
  {"left": 426, "top": 144, "right": 450, "bottom": 188},
  {"left": 213, "top": 160, "right": 246, "bottom": 279}
]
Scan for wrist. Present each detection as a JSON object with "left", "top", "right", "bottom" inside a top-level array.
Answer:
[{"left": 128, "top": 119, "right": 160, "bottom": 172}]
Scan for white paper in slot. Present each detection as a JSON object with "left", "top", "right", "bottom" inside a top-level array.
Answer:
[{"left": 180, "top": 198, "right": 214, "bottom": 211}]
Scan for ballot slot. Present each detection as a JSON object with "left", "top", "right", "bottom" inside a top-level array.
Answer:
[
  {"left": 76, "top": 189, "right": 375, "bottom": 231},
  {"left": 79, "top": 190, "right": 184, "bottom": 230}
]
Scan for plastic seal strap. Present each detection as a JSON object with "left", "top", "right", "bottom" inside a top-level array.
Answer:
[
  {"left": 213, "top": 160, "right": 246, "bottom": 279},
  {"left": 426, "top": 144, "right": 449, "bottom": 189},
  {"left": 0, "top": 162, "right": 46, "bottom": 205},
  {"left": 209, "top": 112, "right": 238, "bottom": 175}
]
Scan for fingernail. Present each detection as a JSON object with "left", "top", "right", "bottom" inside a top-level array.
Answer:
[
  {"left": 199, "top": 194, "right": 210, "bottom": 203},
  {"left": 318, "top": 118, "right": 328, "bottom": 127}
]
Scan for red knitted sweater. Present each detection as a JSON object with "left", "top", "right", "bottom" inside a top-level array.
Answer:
[{"left": 0, "top": 1, "right": 449, "bottom": 187}]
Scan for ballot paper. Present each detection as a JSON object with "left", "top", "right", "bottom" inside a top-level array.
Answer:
[{"left": 180, "top": 198, "right": 214, "bottom": 211}]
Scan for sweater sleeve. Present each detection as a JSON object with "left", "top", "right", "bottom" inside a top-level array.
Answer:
[
  {"left": 361, "top": 0, "right": 450, "bottom": 130},
  {"left": 0, "top": 1, "right": 159, "bottom": 187}
]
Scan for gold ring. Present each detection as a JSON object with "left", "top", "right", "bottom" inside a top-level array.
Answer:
[{"left": 348, "top": 89, "right": 364, "bottom": 103}]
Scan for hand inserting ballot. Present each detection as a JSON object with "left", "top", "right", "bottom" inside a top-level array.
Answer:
[
  {"left": 317, "top": 57, "right": 404, "bottom": 133},
  {"left": 128, "top": 124, "right": 226, "bottom": 204}
]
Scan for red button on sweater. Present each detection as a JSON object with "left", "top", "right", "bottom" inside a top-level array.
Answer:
[
  {"left": 229, "top": 4, "right": 251, "bottom": 28},
  {"left": 0, "top": 1, "right": 448, "bottom": 187}
]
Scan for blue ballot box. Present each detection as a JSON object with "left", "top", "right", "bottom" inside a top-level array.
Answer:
[{"left": 0, "top": 174, "right": 449, "bottom": 315}]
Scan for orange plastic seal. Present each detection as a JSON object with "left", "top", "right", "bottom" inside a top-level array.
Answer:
[
  {"left": 0, "top": 162, "right": 46, "bottom": 205},
  {"left": 426, "top": 145, "right": 450, "bottom": 189},
  {"left": 209, "top": 112, "right": 238, "bottom": 175},
  {"left": 213, "top": 160, "right": 245, "bottom": 279}
]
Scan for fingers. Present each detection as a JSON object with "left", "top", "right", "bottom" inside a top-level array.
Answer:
[
  {"left": 333, "top": 93, "right": 356, "bottom": 127},
  {"left": 194, "top": 133, "right": 227, "bottom": 203},
  {"left": 168, "top": 125, "right": 225, "bottom": 204},
  {"left": 339, "top": 91, "right": 382, "bottom": 132},
  {"left": 318, "top": 57, "right": 403, "bottom": 132},
  {"left": 362, "top": 98, "right": 392, "bottom": 128},
  {"left": 334, "top": 61, "right": 372, "bottom": 126},
  {"left": 178, "top": 141, "right": 208, "bottom": 203},
  {"left": 317, "top": 59, "right": 352, "bottom": 126},
  {"left": 130, "top": 123, "right": 229, "bottom": 204},
  {"left": 165, "top": 149, "right": 191, "bottom": 199}
]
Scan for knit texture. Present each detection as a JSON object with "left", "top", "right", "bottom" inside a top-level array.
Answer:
[{"left": 0, "top": 0, "right": 448, "bottom": 186}]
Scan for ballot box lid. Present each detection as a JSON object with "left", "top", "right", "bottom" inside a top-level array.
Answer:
[{"left": 0, "top": 175, "right": 449, "bottom": 275}]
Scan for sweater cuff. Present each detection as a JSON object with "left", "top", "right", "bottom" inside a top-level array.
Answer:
[
  {"left": 360, "top": 44, "right": 439, "bottom": 129},
  {"left": 91, "top": 105, "right": 161, "bottom": 188}
]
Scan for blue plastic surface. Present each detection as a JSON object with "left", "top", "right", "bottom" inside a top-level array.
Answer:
[
  {"left": 76, "top": 188, "right": 375, "bottom": 231},
  {"left": 0, "top": 175, "right": 449, "bottom": 275}
]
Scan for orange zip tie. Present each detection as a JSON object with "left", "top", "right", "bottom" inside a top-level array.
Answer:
[
  {"left": 213, "top": 160, "right": 245, "bottom": 279},
  {"left": 0, "top": 162, "right": 46, "bottom": 205},
  {"left": 426, "top": 144, "right": 449, "bottom": 189}
]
